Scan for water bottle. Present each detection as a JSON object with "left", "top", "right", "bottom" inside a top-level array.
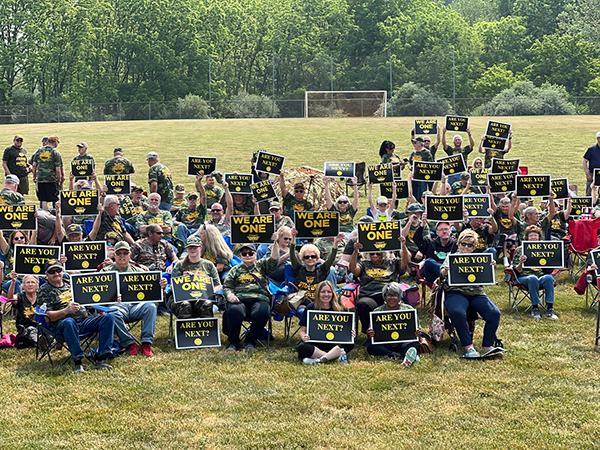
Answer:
[
  {"left": 40, "top": 303, "right": 47, "bottom": 314},
  {"left": 338, "top": 349, "right": 348, "bottom": 364}
]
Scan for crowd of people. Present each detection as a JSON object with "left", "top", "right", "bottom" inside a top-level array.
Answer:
[{"left": 1, "top": 127, "right": 599, "bottom": 374}]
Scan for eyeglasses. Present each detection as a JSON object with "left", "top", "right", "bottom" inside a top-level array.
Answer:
[
  {"left": 337, "top": 200, "right": 349, "bottom": 204},
  {"left": 115, "top": 251, "right": 129, "bottom": 256},
  {"left": 13, "top": 236, "right": 26, "bottom": 241},
  {"left": 303, "top": 254, "right": 318, "bottom": 260},
  {"left": 240, "top": 251, "right": 255, "bottom": 257},
  {"left": 459, "top": 242, "right": 475, "bottom": 248},
  {"left": 47, "top": 268, "right": 62, "bottom": 274}
]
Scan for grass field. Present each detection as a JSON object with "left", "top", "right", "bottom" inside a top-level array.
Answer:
[{"left": 0, "top": 116, "right": 599, "bottom": 449}]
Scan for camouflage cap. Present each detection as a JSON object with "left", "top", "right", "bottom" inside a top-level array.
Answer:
[{"left": 186, "top": 235, "right": 202, "bottom": 248}]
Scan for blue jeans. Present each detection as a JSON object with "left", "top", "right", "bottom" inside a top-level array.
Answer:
[
  {"left": 517, "top": 274, "right": 554, "bottom": 306},
  {"left": 177, "top": 224, "right": 198, "bottom": 246},
  {"left": 159, "top": 201, "right": 173, "bottom": 212},
  {"left": 111, "top": 302, "right": 157, "bottom": 347},
  {"left": 423, "top": 259, "right": 442, "bottom": 284},
  {"left": 446, "top": 292, "right": 501, "bottom": 348},
  {"left": 3, "top": 279, "right": 20, "bottom": 294},
  {"left": 412, "top": 180, "right": 429, "bottom": 203},
  {"left": 53, "top": 314, "right": 115, "bottom": 360},
  {"left": 482, "top": 247, "right": 497, "bottom": 261}
]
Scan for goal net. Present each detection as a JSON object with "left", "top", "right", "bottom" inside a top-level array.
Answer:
[{"left": 304, "top": 91, "right": 387, "bottom": 118}]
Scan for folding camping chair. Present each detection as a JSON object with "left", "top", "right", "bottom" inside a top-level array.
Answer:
[
  {"left": 504, "top": 267, "right": 559, "bottom": 312},
  {"left": 567, "top": 218, "right": 600, "bottom": 281},
  {"left": 270, "top": 264, "right": 304, "bottom": 344},
  {"left": 408, "top": 261, "right": 432, "bottom": 312}
]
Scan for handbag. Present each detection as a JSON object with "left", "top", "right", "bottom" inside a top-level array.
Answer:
[{"left": 418, "top": 332, "right": 433, "bottom": 354}]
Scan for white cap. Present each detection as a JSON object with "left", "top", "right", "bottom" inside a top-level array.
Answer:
[
  {"left": 146, "top": 151, "right": 159, "bottom": 160},
  {"left": 596, "top": 131, "right": 600, "bottom": 138}
]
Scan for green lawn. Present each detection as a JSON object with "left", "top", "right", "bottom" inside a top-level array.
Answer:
[{"left": 1, "top": 116, "right": 599, "bottom": 449}]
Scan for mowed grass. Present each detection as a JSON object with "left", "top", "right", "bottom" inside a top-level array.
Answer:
[{"left": 0, "top": 116, "right": 600, "bottom": 449}]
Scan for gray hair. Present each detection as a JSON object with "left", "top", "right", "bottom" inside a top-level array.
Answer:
[
  {"left": 104, "top": 195, "right": 119, "bottom": 207},
  {"left": 382, "top": 282, "right": 404, "bottom": 299},
  {"left": 524, "top": 206, "right": 538, "bottom": 219},
  {"left": 146, "top": 223, "right": 162, "bottom": 235}
]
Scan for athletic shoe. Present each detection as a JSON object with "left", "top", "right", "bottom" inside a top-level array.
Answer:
[
  {"left": 245, "top": 344, "right": 255, "bottom": 355},
  {"left": 140, "top": 343, "right": 154, "bottom": 357},
  {"left": 94, "top": 359, "right": 112, "bottom": 370},
  {"left": 302, "top": 357, "right": 321, "bottom": 365},
  {"left": 401, "top": 347, "right": 418, "bottom": 367},
  {"left": 73, "top": 363, "right": 84, "bottom": 374},
  {"left": 337, "top": 350, "right": 349, "bottom": 364},
  {"left": 546, "top": 308, "right": 558, "bottom": 320},
  {"left": 127, "top": 343, "right": 139, "bottom": 356},
  {"left": 226, "top": 344, "right": 238, "bottom": 352},
  {"left": 463, "top": 347, "right": 481, "bottom": 359},
  {"left": 531, "top": 307, "right": 541, "bottom": 320}
]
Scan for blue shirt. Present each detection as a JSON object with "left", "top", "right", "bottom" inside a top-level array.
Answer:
[{"left": 584, "top": 144, "right": 600, "bottom": 171}]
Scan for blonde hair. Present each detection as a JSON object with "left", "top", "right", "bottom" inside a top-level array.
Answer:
[
  {"left": 314, "top": 281, "right": 342, "bottom": 311},
  {"left": 457, "top": 229, "right": 478, "bottom": 245},
  {"left": 201, "top": 224, "right": 233, "bottom": 260},
  {"left": 299, "top": 244, "right": 320, "bottom": 261}
]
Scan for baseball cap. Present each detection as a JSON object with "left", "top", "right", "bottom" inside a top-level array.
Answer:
[
  {"left": 239, "top": 243, "right": 257, "bottom": 252},
  {"left": 66, "top": 224, "right": 83, "bottom": 235},
  {"left": 14, "top": 135, "right": 23, "bottom": 140},
  {"left": 412, "top": 137, "right": 424, "bottom": 143},
  {"left": 114, "top": 147, "right": 123, "bottom": 155},
  {"left": 5, "top": 174, "right": 20, "bottom": 184},
  {"left": 131, "top": 184, "right": 143, "bottom": 192},
  {"left": 596, "top": 131, "right": 600, "bottom": 138},
  {"left": 293, "top": 182, "right": 305, "bottom": 190},
  {"left": 76, "top": 142, "right": 88, "bottom": 148},
  {"left": 377, "top": 196, "right": 388, "bottom": 205},
  {"left": 44, "top": 259, "right": 63, "bottom": 273},
  {"left": 146, "top": 151, "right": 159, "bottom": 160},
  {"left": 186, "top": 235, "right": 202, "bottom": 248},
  {"left": 406, "top": 203, "right": 424, "bottom": 213},
  {"left": 186, "top": 191, "right": 198, "bottom": 199},
  {"left": 175, "top": 184, "right": 185, "bottom": 193},
  {"left": 104, "top": 231, "right": 120, "bottom": 241},
  {"left": 460, "top": 172, "right": 470, "bottom": 180},
  {"left": 358, "top": 215, "right": 375, "bottom": 223},
  {"left": 269, "top": 201, "right": 281, "bottom": 210},
  {"left": 114, "top": 241, "right": 131, "bottom": 252}
]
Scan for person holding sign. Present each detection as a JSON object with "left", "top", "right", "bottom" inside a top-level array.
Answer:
[
  {"left": 174, "top": 190, "right": 207, "bottom": 246},
  {"left": 279, "top": 169, "right": 313, "bottom": 219},
  {"left": 97, "top": 195, "right": 135, "bottom": 245},
  {"left": 414, "top": 217, "right": 458, "bottom": 284},
  {"left": 169, "top": 236, "right": 221, "bottom": 319},
  {"left": 205, "top": 184, "right": 233, "bottom": 236},
  {"left": 7, "top": 273, "right": 39, "bottom": 348},
  {"left": 36, "top": 259, "right": 115, "bottom": 373},
  {"left": 368, "top": 183, "right": 397, "bottom": 222},
  {"left": 411, "top": 127, "right": 441, "bottom": 160},
  {"left": 491, "top": 195, "right": 519, "bottom": 266},
  {"left": 516, "top": 192, "right": 556, "bottom": 240},
  {"left": 512, "top": 225, "right": 558, "bottom": 320},
  {"left": 0, "top": 230, "right": 33, "bottom": 293},
  {"left": 442, "top": 127, "right": 475, "bottom": 160},
  {"left": 203, "top": 172, "right": 224, "bottom": 210},
  {"left": 297, "top": 281, "right": 355, "bottom": 364},
  {"left": 103, "top": 147, "right": 135, "bottom": 176},
  {"left": 439, "top": 229, "right": 501, "bottom": 358},
  {"left": 71, "top": 142, "right": 95, "bottom": 181},
  {"left": 349, "top": 237, "right": 410, "bottom": 334},
  {"left": 324, "top": 176, "right": 358, "bottom": 235},
  {"left": 222, "top": 242, "right": 279, "bottom": 353},
  {"left": 365, "top": 282, "right": 420, "bottom": 367},
  {"left": 409, "top": 138, "right": 433, "bottom": 202},
  {"left": 478, "top": 130, "right": 512, "bottom": 169}
]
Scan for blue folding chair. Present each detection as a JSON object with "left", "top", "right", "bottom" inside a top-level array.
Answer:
[{"left": 270, "top": 264, "right": 304, "bottom": 344}]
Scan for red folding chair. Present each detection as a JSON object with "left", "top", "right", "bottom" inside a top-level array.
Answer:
[{"left": 567, "top": 218, "right": 600, "bottom": 281}]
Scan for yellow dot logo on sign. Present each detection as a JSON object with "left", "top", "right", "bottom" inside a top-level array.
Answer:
[
  {"left": 425, "top": 175, "right": 431, "bottom": 180},
  {"left": 92, "top": 294, "right": 101, "bottom": 302},
  {"left": 266, "top": 167, "right": 271, "bottom": 172},
  {"left": 81, "top": 261, "right": 89, "bottom": 269},
  {"left": 539, "top": 259, "right": 547, "bottom": 266},
  {"left": 576, "top": 209, "right": 581, "bottom": 215},
  {"left": 471, "top": 210, "right": 478, "bottom": 216},
  {"left": 235, "top": 187, "right": 241, "bottom": 192},
  {"left": 194, "top": 338, "right": 203, "bottom": 346},
  {"left": 468, "top": 274, "right": 476, "bottom": 283},
  {"left": 441, "top": 213, "right": 449, "bottom": 220},
  {"left": 495, "top": 132, "right": 500, "bottom": 136},
  {"left": 33, "top": 265, "right": 40, "bottom": 273},
  {"left": 326, "top": 332, "right": 334, "bottom": 341},
  {"left": 449, "top": 169, "right": 455, "bottom": 174},
  {"left": 491, "top": 144, "right": 496, "bottom": 148},
  {"left": 454, "top": 126, "right": 459, "bottom": 130},
  {"left": 502, "top": 186, "right": 507, "bottom": 191},
  {"left": 391, "top": 332, "right": 399, "bottom": 340},
  {"left": 530, "top": 190, "right": 536, "bottom": 196},
  {"left": 137, "top": 292, "right": 145, "bottom": 300},
  {"left": 337, "top": 171, "right": 343, "bottom": 176}
]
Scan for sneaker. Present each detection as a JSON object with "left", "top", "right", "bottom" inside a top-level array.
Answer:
[
  {"left": 545, "top": 308, "right": 558, "bottom": 320},
  {"left": 140, "top": 343, "right": 154, "bottom": 357},
  {"left": 401, "top": 347, "right": 418, "bottom": 367},
  {"left": 302, "top": 357, "right": 321, "bottom": 365},
  {"left": 464, "top": 347, "right": 481, "bottom": 359},
  {"left": 127, "top": 343, "right": 139, "bottom": 356},
  {"left": 245, "top": 344, "right": 255, "bottom": 355},
  {"left": 226, "top": 344, "right": 238, "bottom": 352},
  {"left": 73, "top": 362, "right": 84, "bottom": 374},
  {"left": 337, "top": 350, "right": 349, "bottom": 364},
  {"left": 531, "top": 307, "right": 541, "bottom": 320},
  {"left": 94, "top": 359, "right": 112, "bottom": 370}
]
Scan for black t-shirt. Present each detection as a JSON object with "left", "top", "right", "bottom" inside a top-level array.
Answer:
[{"left": 3, "top": 145, "right": 28, "bottom": 178}]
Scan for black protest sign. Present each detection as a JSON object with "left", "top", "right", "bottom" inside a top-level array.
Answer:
[
  {"left": 119, "top": 196, "right": 137, "bottom": 220},
  {"left": 551, "top": 178, "right": 569, "bottom": 200},
  {"left": 470, "top": 168, "right": 490, "bottom": 187},
  {"left": 591, "top": 250, "right": 600, "bottom": 277},
  {"left": 105, "top": 175, "right": 131, "bottom": 195},
  {"left": 437, "top": 154, "right": 466, "bottom": 176},
  {"left": 594, "top": 169, "right": 600, "bottom": 187},
  {"left": 187, "top": 156, "right": 217, "bottom": 176},
  {"left": 0, "top": 204, "right": 36, "bottom": 231},
  {"left": 230, "top": 214, "right": 276, "bottom": 244},
  {"left": 255, "top": 151, "right": 285, "bottom": 176},
  {"left": 357, "top": 221, "right": 401, "bottom": 253},
  {"left": 251, "top": 180, "right": 277, "bottom": 203},
  {"left": 485, "top": 120, "right": 511, "bottom": 139},
  {"left": 224, "top": 173, "right": 253, "bottom": 194},
  {"left": 447, "top": 253, "right": 495, "bottom": 286},
  {"left": 171, "top": 274, "right": 215, "bottom": 303},
  {"left": 324, "top": 162, "right": 355, "bottom": 178},
  {"left": 425, "top": 195, "right": 464, "bottom": 222},
  {"left": 491, "top": 158, "right": 519, "bottom": 173},
  {"left": 570, "top": 196, "right": 592, "bottom": 217},
  {"left": 463, "top": 195, "right": 491, "bottom": 218},
  {"left": 488, "top": 172, "right": 517, "bottom": 194},
  {"left": 118, "top": 271, "right": 163, "bottom": 303},
  {"left": 367, "top": 163, "right": 393, "bottom": 184},
  {"left": 413, "top": 160, "right": 443, "bottom": 182},
  {"left": 14, "top": 245, "right": 60, "bottom": 275},
  {"left": 294, "top": 211, "right": 339, "bottom": 239},
  {"left": 516, "top": 175, "right": 550, "bottom": 198},
  {"left": 482, "top": 136, "right": 507, "bottom": 151},
  {"left": 63, "top": 241, "right": 106, "bottom": 272},
  {"left": 522, "top": 241, "right": 564, "bottom": 269},
  {"left": 445, "top": 115, "right": 469, "bottom": 132},
  {"left": 369, "top": 309, "right": 418, "bottom": 344},
  {"left": 379, "top": 181, "right": 409, "bottom": 200},
  {"left": 415, "top": 119, "right": 438, "bottom": 135},
  {"left": 60, "top": 190, "right": 99, "bottom": 216},
  {"left": 175, "top": 318, "right": 221, "bottom": 349},
  {"left": 306, "top": 310, "right": 355, "bottom": 345},
  {"left": 70, "top": 272, "right": 118, "bottom": 306},
  {"left": 71, "top": 159, "right": 94, "bottom": 177}
]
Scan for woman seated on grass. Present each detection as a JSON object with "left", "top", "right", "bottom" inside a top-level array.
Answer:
[
  {"left": 365, "top": 282, "right": 420, "bottom": 367},
  {"left": 297, "top": 281, "right": 355, "bottom": 364},
  {"left": 440, "top": 229, "right": 501, "bottom": 358}
]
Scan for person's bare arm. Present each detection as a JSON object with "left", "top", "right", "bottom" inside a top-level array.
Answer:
[
  {"left": 150, "top": 180, "right": 158, "bottom": 193},
  {"left": 368, "top": 183, "right": 375, "bottom": 212},
  {"left": 196, "top": 174, "right": 207, "bottom": 207},
  {"left": 349, "top": 242, "right": 362, "bottom": 278},
  {"left": 441, "top": 126, "right": 447, "bottom": 150},
  {"left": 2, "top": 161, "right": 10, "bottom": 175},
  {"left": 564, "top": 196, "right": 572, "bottom": 220},
  {"left": 467, "top": 128, "right": 475, "bottom": 149},
  {"left": 279, "top": 170, "right": 288, "bottom": 198},
  {"left": 32, "top": 162, "right": 38, "bottom": 183},
  {"left": 351, "top": 177, "right": 359, "bottom": 211},
  {"left": 583, "top": 158, "right": 592, "bottom": 182},
  {"left": 505, "top": 130, "right": 512, "bottom": 153},
  {"left": 478, "top": 135, "right": 485, "bottom": 154},
  {"left": 547, "top": 191, "right": 556, "bottom": 222},
  {"left": 223, "top": 181, "right": 233, "bottom": 221},
  {"left": 323, "top": 177, "right": 333, "bottom": 209}
]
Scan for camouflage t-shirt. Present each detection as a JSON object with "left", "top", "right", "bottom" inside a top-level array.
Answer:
[
  {"left": 32, "top": 146, "right": 63, "bottom": 183},
  {"left": 148, "top": 163, "right": 174, "bottom": 204},
  {"left": 136, "top": 209, "right": 173, "bottom": 229},
  {"left": 130, "top": 238, "right": 177, "bottom": 272},
  {"left": 205, "top": 185, "right": 224, "bottom": 209},
  {"left": 223, "top": 257, "right": 278, "bottom": 302},
  {"left": 0, "top": 187, "right": 25, "bottom": 205},
  {"left": 171, "top": 258, "right": 220, "bottom": 286},
  {"left": 37, "top": 280, "right": 88, "bottom": 321},
  {"left": 103, "top": 156, "right": 135, "bottom": 175},
  {"left": 175, "top": 205, "right": 206, "bottom": 229}
]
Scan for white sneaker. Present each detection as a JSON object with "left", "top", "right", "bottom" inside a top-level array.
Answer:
[
  {"left": 401, "top": 347, "right": 418, "bottom": 367},
  {"left": 302, "top": 357, "right": 321, "bottom": 365}
]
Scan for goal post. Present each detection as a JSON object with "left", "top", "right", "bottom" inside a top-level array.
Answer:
[{"left": 304, "top": 90, "right": 387, "bottom": 118}]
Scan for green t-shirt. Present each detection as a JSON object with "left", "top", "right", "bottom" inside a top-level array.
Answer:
[
  {"left": 357, "top": 258, "right": 404, "bottom": 298},
  {"left": 282, "top": 192, "right": 313, "bottom": 218},
  {"left": 175, "top": 205, "right": 206, "bottom": 229},
  {"left": 331, "top": 205, "right": 356, "bottom": 233},
  {"left": 409, "top": 149, "right": 433, "bottom": 164},
  {"left": 443, "top": 145, "right": 473, "bottom": 160},
  {"left": 484, "top": 148, "right": 509, "bottom": 169},
  {"left": 148, "top": 162, "right": 174, "bottom": 204},
  {"left": 171, "top": 258, "right": 220, "bottom": 287}
]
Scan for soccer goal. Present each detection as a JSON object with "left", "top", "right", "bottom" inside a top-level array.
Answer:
[{"left": 304, "top": 91, "right": 387, "bottom": 118}]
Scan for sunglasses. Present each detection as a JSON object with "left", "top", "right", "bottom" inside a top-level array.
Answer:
[
  {"left": 337, "top": 200, "right": 349, "bottom": 204},
  {"left": 107, "top": 241, "right": 117, "bottom": 246},
  {"left": 459, "top": 242, "right": 475, "bottom": 248},
  {"left": 303, "top": 254, "right": 318, "bottom": 260},
  {"left": 240, "top": 251, "right": 255, "bottom": 257},
  {"left": 47, "top": 268, "right": 62, "bottom": 274},
  {"left": 13, "top": 236, "right": 26, "bottom": 241},
  {"left": 153, "top": 231, "right": 164, "bottom": 235},
  {"left": 115, "top": 251, "right": 129, "bottom": 256},
  {"left": 282, "top": 237, "right": 293, "bottom": 241},
  {"left": 294, "top": 189, "right": 304, "bottom": 193},
  {"left": 211, "top": 209, "right": 223, "bottom": 213},
  {"left": 15, "top": 138, "right": 23, "bottom": 142}
]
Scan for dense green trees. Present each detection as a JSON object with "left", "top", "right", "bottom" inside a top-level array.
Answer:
[{"left": 0, "top": 0, "right": 598, "bottom": 114}]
